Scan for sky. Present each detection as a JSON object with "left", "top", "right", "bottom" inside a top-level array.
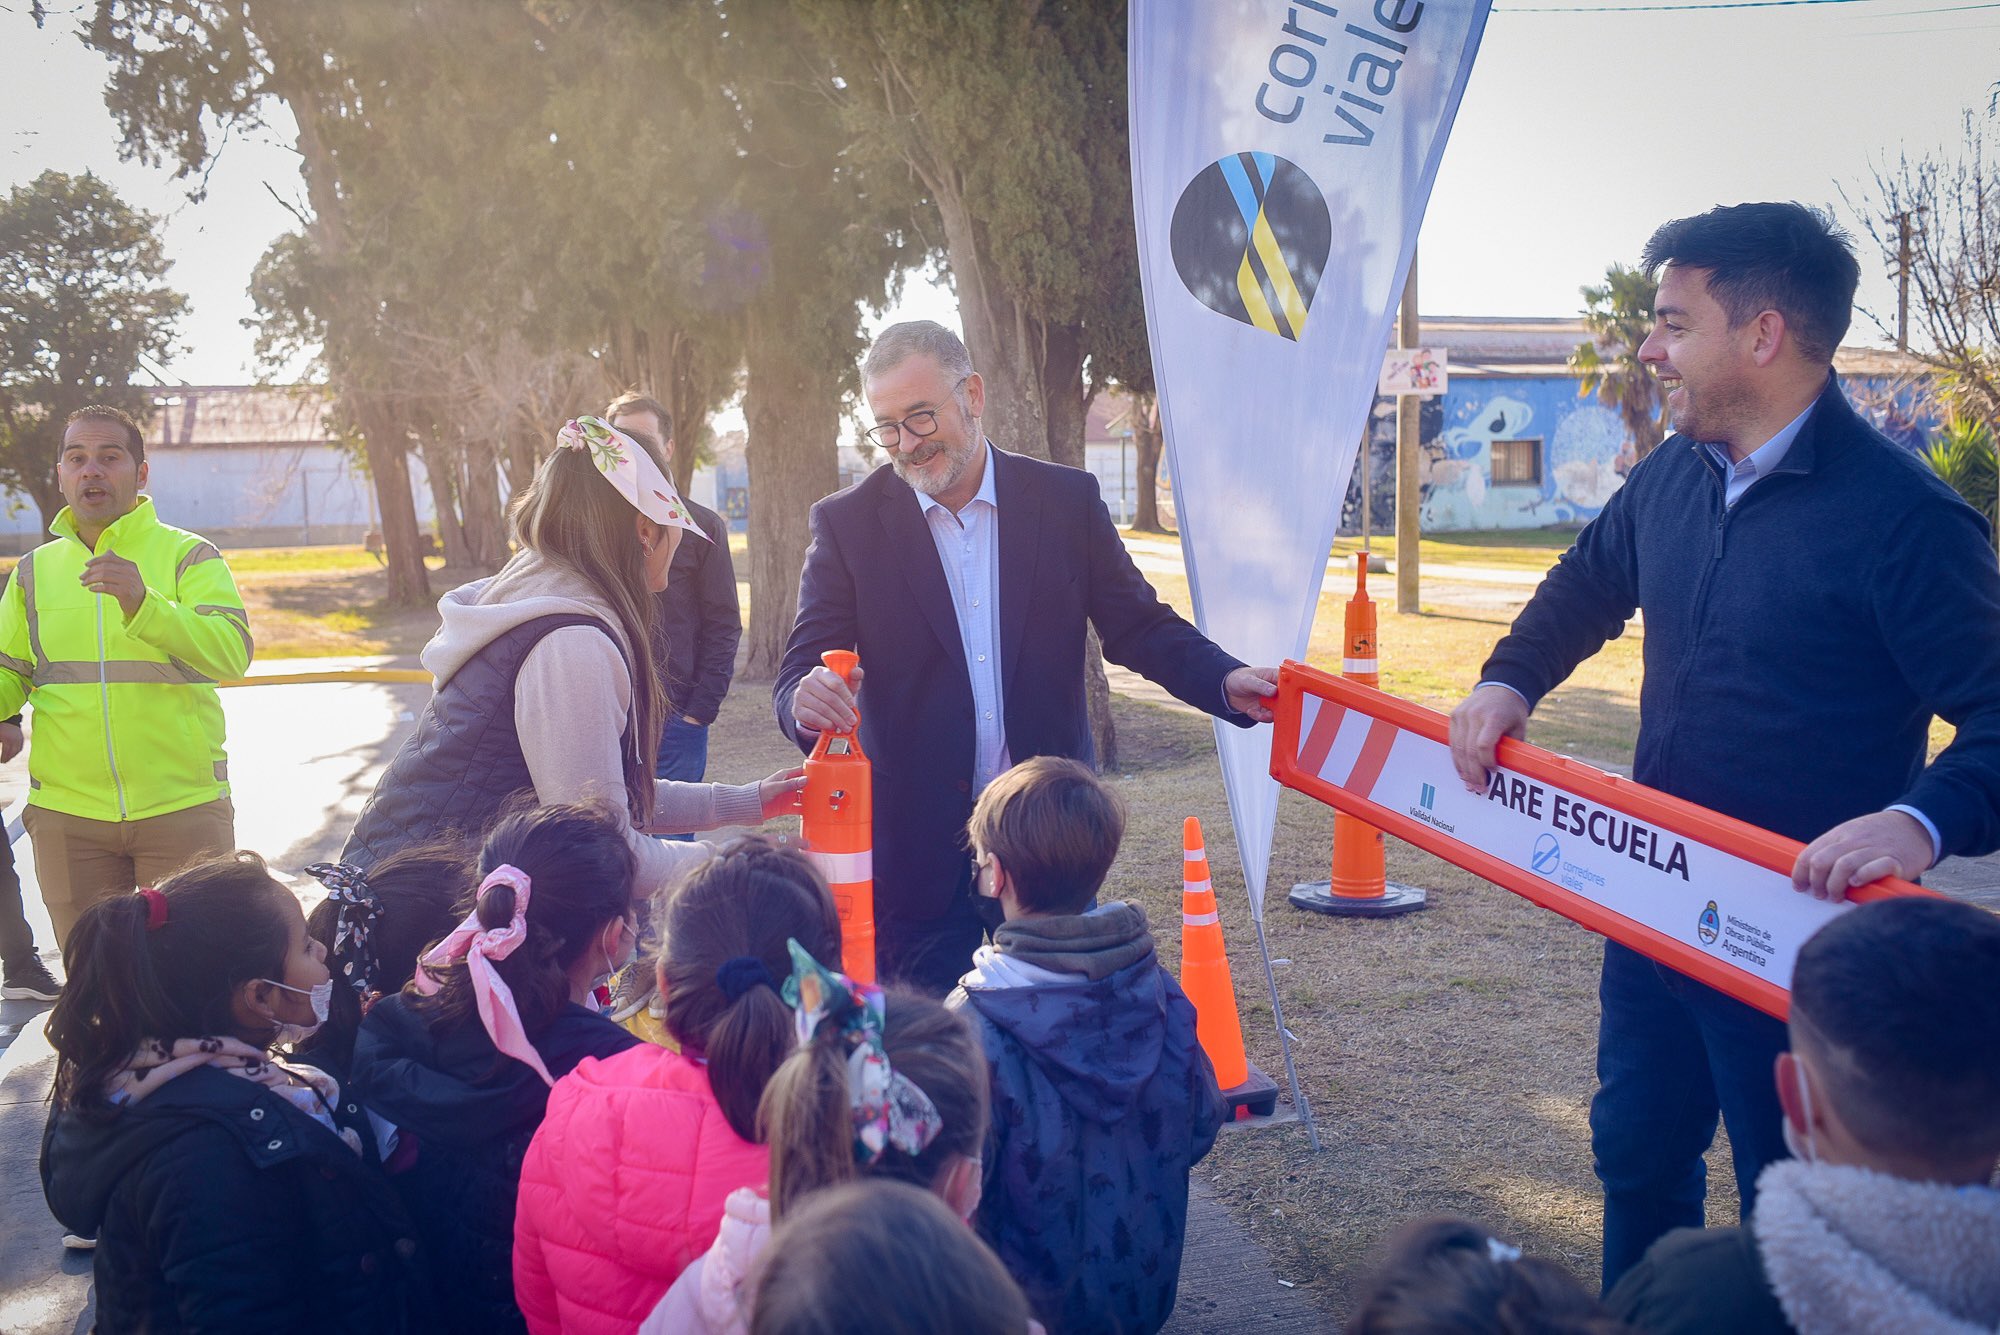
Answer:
[{"left": 3, "top": 0, "right": 1995, "bottom": 386}]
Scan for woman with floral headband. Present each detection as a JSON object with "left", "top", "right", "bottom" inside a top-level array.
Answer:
[{"left": 342, "top": 415, "right": 801, "bottom": 898}]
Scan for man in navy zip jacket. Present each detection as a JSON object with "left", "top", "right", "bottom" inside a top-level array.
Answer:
[{"left": 1447, "top": 202, "right": 2000, "bottom": 1292}]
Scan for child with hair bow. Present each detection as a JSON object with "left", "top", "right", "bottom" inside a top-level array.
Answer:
[
  {"left": 349, "top": 802, "right": 642, "bottom": 1335},
  {"left": 514, "top": 836, "right": 842, "bottom": 1335},
  {"left": 637, "top": 938, "right": 996, "bottom": 1335}
]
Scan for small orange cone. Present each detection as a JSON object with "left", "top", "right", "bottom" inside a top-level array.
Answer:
[
  {"left": 1290, "top": 558, "right": 1427, "bottom": 918},
  {"left": 1180, "top": 817, "right": 1278, "bottom": 1119}
]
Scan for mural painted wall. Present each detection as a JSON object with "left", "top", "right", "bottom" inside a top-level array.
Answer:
[{"left": 1341, "top": 374, "right": 1940, "bottom": 535}]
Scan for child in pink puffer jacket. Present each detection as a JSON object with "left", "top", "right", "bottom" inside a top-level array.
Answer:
[
  {"left": 512, "top": 838, "right": 843, "bottom": 1335},
  {"left": 642, "top": 945, "right": 992, "bottom": 1335}
]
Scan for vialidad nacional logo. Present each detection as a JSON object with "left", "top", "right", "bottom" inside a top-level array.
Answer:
[{"left": 1171, "top": 152, "right": 1331, "bottom": 341}]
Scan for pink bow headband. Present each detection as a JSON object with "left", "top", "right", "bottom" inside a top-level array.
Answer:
[
  {"left": 414, "top": 865, "right": 555, "bottom": 1087},
  {"left": 556, "top": 416, "right": 709, "bottom": 540}
]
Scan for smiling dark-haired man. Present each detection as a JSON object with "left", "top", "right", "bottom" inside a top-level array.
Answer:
[
  {"left": 1446, "top": 202, "right": 2000, "bottom": 1290},
  {"left": 2, "top": 405, "right": 249, "bottom": 948}
]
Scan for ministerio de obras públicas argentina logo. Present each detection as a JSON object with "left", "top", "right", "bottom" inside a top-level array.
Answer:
[{"left": 1170, "top": 151, "right": 1332, "bottom": 342}]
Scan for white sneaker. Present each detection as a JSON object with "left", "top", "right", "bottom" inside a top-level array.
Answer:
[{"left": 62, "top": 1233, "right": 96, "bottom": 1251}]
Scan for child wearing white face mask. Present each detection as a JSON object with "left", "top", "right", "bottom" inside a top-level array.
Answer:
[
  {"left": 349, "top": 800, "right": 643, "bottom": 1335},
  {"left": 1609, "top": 896, "right": 2000, "bottom": 1335},
  {"left": 41, "top": 852, "right": 431, "bottom": 1332}
]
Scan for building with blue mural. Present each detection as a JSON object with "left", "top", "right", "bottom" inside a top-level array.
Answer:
[{"left": 1343, "top": 318, "right": 1937, "bottom": 535}]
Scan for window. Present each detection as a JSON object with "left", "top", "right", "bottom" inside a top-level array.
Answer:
[{"left": 1489, "top": 438, "right": 1543, "bottom": 486}]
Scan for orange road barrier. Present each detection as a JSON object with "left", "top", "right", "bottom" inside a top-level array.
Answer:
[
  {"left": 1289, "top": 559, "right": 1428, "bottom": 918},
  {"left": 1180, "top": 816, "right": 1279, "bottom": 1119},
  {"left": 802, "top": 650, "right": 876, "bottom": 984},
  {"left": 1269, "top": 663, "right": 1935, "bottom": 1020}
]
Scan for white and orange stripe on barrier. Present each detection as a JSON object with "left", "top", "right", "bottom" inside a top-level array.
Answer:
[{"left": 1268, "top": 662, "right": 1933, "bottom": 1020}]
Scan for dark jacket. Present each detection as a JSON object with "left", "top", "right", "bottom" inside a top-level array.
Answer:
[
  {"left": 654, "top": 496, "right": 740, "bottom": 727},
  {"left": 952, "top": 912, "right": 1227, "bottom": 1334},
  {"left": 1482, "top": 376, "right": 2000, "bottom": 856},
  {"left": 343, "top": 612, "right": 619, "bottom": 870},
  {"left": 775, "top": 449, "right": 1249, "bottom": 923},
  {"left": 41, "top": 1065, "right": 427, "bottom": 1334},
  {"left": 1608, "top": 1225, "right": 1795, "bottom": 1335},
  {"left": 349, "top": 993, "right": 639, "bottom": 1335}
]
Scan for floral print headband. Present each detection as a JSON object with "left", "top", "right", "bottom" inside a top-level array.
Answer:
[
  {"left": 556, "top": 415, "right": 709, "bottom": 540},
  {"left": 304, "top": 861, "right": 379, "bottom": 999},
  {"left": 783, "top": 939, "right": 942, "bottom": 1165}
]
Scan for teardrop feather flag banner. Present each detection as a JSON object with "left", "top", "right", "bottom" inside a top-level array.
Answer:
[{"left": 1130, "top": 0, "right": 1491, "bottom": 922}]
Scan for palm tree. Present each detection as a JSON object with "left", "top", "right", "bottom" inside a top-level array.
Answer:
[
  {"left": 1571, "top": 263, "right": 1667, "bottom": 464},
  {"left": 1924, "top": 412, "right": 1999, "bottom": 556}
]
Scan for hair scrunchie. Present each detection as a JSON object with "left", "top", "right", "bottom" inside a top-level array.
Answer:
[
  {"left": 136, "top": 886, "right": 168, "bottom": 932},
  {"left": 782, "top": 938, "right": 942, "bottom": 1165},
  {"left": 304, "top": 861, "right": 381, "bottom": 998},
  {"left": 716, "top": 955, "right": 777, "bottom": 1002},
  {"left": 413, "top": 865, "right": 556, "bottom": 1087}
]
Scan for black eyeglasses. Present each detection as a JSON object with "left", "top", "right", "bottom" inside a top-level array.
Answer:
[{"left": 864, "top": 377, "right": 969, "bottom": 448}]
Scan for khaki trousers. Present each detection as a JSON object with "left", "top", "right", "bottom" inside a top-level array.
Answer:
[{"left": 25, "top": 798, "right": 237, "bottom": 946}]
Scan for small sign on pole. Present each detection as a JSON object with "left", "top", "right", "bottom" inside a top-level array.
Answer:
[{"left": 1380, "top": 347, "right": 1448, "bottom": 397}]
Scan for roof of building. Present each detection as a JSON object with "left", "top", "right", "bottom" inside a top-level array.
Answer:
[
  {"left": 1421, "top": 314, "right": 1932, "bottom": 380},
  {"left": 148, "top": 386, "right": 334, "bottom": 450}
]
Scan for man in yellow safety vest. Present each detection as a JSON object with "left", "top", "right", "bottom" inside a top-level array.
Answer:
[{"left": 0, "top": 405, "right": 250, "bottom": 950}]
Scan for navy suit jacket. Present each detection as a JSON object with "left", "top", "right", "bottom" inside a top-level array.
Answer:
[{"left": 775, "top": 447, "right": 1249, "bottom": 924}]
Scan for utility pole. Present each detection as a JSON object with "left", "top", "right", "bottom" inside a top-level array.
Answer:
[
  {"left": 1895, "top": 211, "right": 1912, "bottom": 352},
  {"left": 1395, "top": 251, "right": 1421, "bottom": 613}
]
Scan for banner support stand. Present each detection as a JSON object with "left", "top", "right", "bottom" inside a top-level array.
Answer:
[{"left": 1251, "top": 911, "right": 1321, "bottom": 1151}]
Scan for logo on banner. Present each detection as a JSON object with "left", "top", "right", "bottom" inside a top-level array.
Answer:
[
  {"left": 1531, "top": 834, "right": 1561, "bottom": 878},
  {"left": 1698, "top": 901, "right": 1721, "bottom": 945},
  {"left": 1419, "top": 782, "right": 1436, "bottom": 810},
  {"left": 1170, "top": 152, "right": 1331, "bottom": 341}
]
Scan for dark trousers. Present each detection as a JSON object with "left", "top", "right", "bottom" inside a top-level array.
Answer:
[
  {"left": 0, "top": 832, "right": 35, "bottom": 967},
  {"left": 877, "top": 891, "right": 992, "bottom": 997},
  {"left": 652, "top": 717, "right": 711, "bottom": 841},
  {"left": 1590, "top": 939, "right": 1790, "bottom": 1292}
]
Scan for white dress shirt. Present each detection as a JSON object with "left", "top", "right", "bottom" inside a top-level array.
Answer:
[{"left": 915, "top": 442, "right": 1011, "bottom": 793}]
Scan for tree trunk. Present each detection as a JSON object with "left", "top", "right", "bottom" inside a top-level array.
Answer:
[
  {"left": 1040, "top": 323, "right": 1088, "bottom": 470},
  {"left": 419, "top": 434, "right": 475, "bottom": 569},
  {"left": 356, "top": 402, "right": 430, "bottom": 609},
  {"left": 460, "top": 435, "right": 509, "bottom": 568},
  {"left": 931, "top": 193, "right": 1050, "bottom": 459},
  {"left": 1133, "top": 397, "right": 1166, "bottom": 533},
  {"left": 741, "top": 319, "right": 840, "bottom": 679}
]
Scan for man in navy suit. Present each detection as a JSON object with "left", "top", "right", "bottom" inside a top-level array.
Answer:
[{"left": 776, "top": 321, "right": 1278, "bottom": 994}]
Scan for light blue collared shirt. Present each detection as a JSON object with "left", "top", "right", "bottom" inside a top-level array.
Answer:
[
  {"left": 1701, "top": 402, "right": 1813, "bottom": 508},
  {"left": 915, "top": 442, "right": 1010, "bottom": 793},
  {"left": 1483, "top": 403, "right": 1942, "bottom": 862}
]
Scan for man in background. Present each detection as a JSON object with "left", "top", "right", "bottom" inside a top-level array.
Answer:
[{"left": 606, "top": 393, "right": 740, "bottom": 831}]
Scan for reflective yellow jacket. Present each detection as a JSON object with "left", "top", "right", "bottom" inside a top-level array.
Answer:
[{"left": 0, "top": 498, "right": 251, "bottom": 821}]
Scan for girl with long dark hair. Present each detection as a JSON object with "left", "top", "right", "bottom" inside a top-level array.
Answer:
[{"left": 41, "top": 854, "right": 426, "bottom": 1332}]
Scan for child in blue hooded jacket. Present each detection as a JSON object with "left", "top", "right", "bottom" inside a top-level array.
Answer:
[{"left": 948, "top": 757, "right": 1226, "bottom": 1334}]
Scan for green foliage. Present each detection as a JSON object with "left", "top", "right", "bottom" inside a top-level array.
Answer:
[
  {"left": 1924, "top": 412, "right": 1999, "bottom": 546},
  {"left": 1571, "top": 262, "right": 1665, "bottom": 463},
  {"left": 0, "top": 169, "right": 186, "bottom": 524}
]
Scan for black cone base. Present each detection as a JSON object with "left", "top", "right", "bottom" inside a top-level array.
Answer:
[{"left": 1287, "top": 879, "right": 1428, "bottom": 917}]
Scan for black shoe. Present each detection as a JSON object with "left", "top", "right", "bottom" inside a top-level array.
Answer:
[{"left": 1, "top": 956, "right": 62, "bottom": 1001}]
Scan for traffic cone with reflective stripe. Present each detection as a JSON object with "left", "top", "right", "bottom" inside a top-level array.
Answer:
[
  {"left": 1180, "top": 817, "right": 1279, "bottom": 1119},
  {"left": 1290, "top": 558, "right": 1428, "bottom": 918},
  {"left": 802, "top": 650, "right": 876, "bottom": 982}
]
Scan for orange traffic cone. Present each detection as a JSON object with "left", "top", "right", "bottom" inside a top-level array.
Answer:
[
  {"left": 1290, "top": 558, "right": 1428, "bottom": 918},
  {"left": 1180, "top": 817, "right": 1279, "bottom": 1119},
  {"left": 802, "top": 649, "right": 876, "bottom": 982}
]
